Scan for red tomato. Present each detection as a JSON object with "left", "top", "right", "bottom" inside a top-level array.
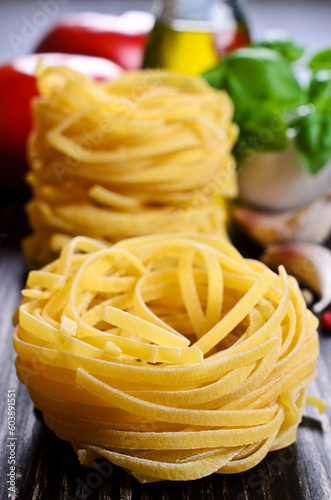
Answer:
[
  {"left": 0, "top": 53, "right": 122, "bottom": 189},
  {"left": 35, "top": 11, "right": 154, "bottom": 70},
  {"left": 0, "top": 64, "right": 37, "bottom": 190},
  {"left": 321, "top": 311, "right": 331, "bottom": 334}
]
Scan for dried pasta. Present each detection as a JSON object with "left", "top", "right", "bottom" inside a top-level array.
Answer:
[
  {"left": 13, "top": 234, "right": 325, "bottom": 482},
  {"left": 24, "top": 67, "right": 238, "bottom": 267}
]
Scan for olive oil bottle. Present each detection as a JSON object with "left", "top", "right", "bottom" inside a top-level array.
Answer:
[{"left": 143, "top": 0, "right": 250, "bottom": 75}]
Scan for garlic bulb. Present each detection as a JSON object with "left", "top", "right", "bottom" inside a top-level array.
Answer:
[
  {"left": 232, "top": 192, "right": 331, "bottom": 247},
  {"left": 238, "top": 139, "right": 331, "bottom": 211},
  {"left": 262, "top": 243, "right": 331, "bottom": 313}
]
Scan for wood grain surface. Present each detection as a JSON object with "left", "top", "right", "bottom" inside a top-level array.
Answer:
[{"left": 0, "top": 192, "right": 330, "bottom": 500}]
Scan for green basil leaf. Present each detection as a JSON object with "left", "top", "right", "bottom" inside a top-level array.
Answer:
[
  {"left": 309, "top": 47, "right": 331, "bottom": 72},
  {"left": 203, "top": 64, "right": 225, "bottom": 89},
  {"left": 254, "top": 39, "right": 304, "bottom": 63},
  {"left": 295, "top": 112, "right": 331, "bottom": 173},
  {"left": 221, "top": 47, "right": 303, "bottom": 107},
  {"left": 308, "top": 71, "right": 331, "bottom": 113},
  {"left": 234, "top": 104, "right": 288, "bottom": 161}
]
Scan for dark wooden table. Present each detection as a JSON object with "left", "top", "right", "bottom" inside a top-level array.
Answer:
[{"left": 0, "top": 190, "right": 331, "bottom": 500}]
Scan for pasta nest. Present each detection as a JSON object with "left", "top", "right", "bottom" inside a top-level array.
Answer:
[
  {"left": 24, "top": 67, "right": 238, "bottom": 267},
  {"left": 14, "top": 234, "right": 324, "bottom": 482}
]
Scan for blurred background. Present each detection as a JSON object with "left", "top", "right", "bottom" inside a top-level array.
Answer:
[{"left": 1, "top": 0, "right": 331, "bottom": 64}]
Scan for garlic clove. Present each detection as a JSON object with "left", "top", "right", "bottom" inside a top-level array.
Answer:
[
  {"left": 261, "top": 242, "right": 331, "bottom": 313},
  {"left": 232, "top": 192, "right": 331, "bottom": 247}
]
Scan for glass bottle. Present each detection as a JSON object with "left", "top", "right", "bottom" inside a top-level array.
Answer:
[{"left": 143, "top": 0, "right": 250, "bottom": 75}]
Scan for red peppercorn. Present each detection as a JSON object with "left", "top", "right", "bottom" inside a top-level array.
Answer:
[{"left": 321, "top": 311, "right": 331, "bottom": 333}]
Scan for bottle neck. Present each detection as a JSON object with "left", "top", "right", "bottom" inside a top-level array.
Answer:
[
  {"left": 153, "top": 0, "right": 240, "bottom": 33},
  {"left": 154, "top": 0, "right": 214, "bottom": 22}
]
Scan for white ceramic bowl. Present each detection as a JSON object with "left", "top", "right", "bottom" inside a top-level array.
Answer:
[{"left": 238, "top": 139, "right": 331, "bottom": 211}]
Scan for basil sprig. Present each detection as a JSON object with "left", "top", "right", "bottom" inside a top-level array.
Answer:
[
  {"left": 295, "top": 112, "right": 331, "bottom": 174},
  {"left": 308, "top": 71, "right": 331, "bottom": 113},
  {"left": 309, "top": 48, "right": 331, "bottom": 72},
  {"left": 254, "top": 38, "right": 304, "bottom": 63},
  {"left": 204, "top": 47, "right": 303, "bottom": 162},
  {"left": 203, "top": 44, "right": 331, "bottom": 174}
]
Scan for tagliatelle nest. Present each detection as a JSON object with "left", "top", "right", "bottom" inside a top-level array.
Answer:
[
  {"left": 14, "top": 234, "right": 324, "bottom": 482},
  {"left": 24, "top": 67, "right": 238, "bottom": 267}
]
